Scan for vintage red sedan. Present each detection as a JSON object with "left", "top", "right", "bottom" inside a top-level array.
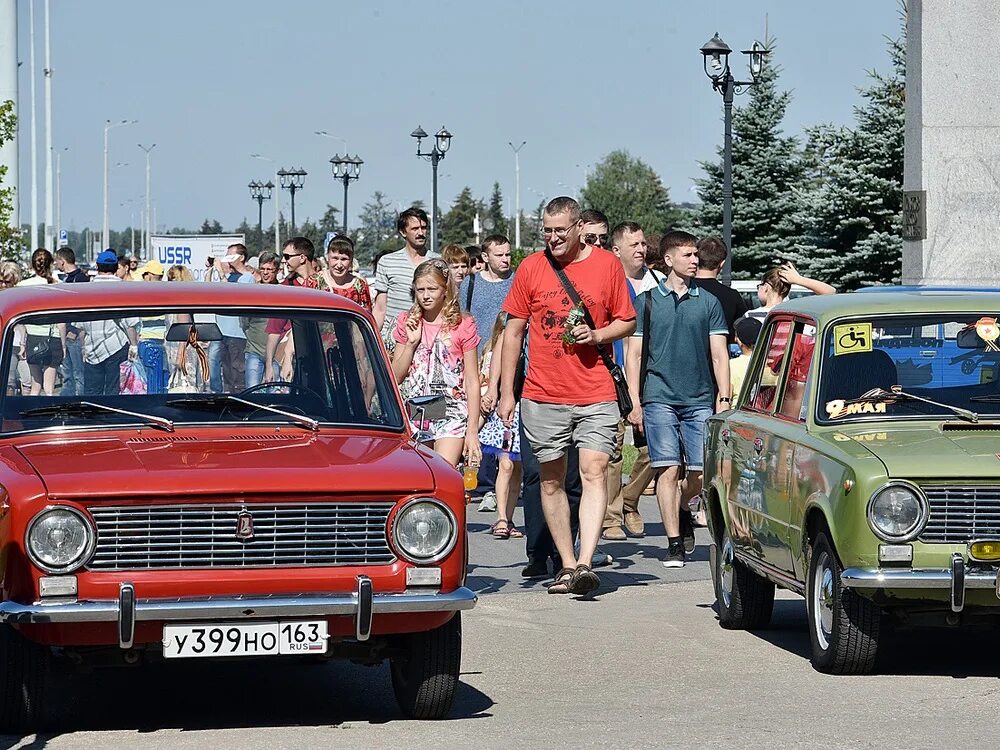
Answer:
[{"left": 0, "top": 281, "right": 475, "bottom": 730}]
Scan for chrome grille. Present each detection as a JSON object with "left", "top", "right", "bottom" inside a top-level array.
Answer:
[
  {"left": 87, "top": 502, "right": 396, "bottom": 570},
  {"left": 920, "top": 485, "right": 1000, "bottom": 543}
]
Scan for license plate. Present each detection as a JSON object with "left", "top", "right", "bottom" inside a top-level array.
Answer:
[{"left": 162, "top": 620, "right": 328, "bottom": 659}]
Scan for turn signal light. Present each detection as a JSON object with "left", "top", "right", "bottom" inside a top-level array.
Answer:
[{"left": 969, "top": 540, "right": 1000, "bottom": 561}]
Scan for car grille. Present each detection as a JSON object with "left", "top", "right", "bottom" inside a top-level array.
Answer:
[
  {"left": 919, "top": 485, "right": 1000, "bottom": 544},
  {"left": 87, "top": 502, "right": 396, "bottom": 570}
]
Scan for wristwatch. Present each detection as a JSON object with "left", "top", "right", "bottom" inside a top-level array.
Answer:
[{"left": 718, "top": 396, "right": 732, "bottom": 404}]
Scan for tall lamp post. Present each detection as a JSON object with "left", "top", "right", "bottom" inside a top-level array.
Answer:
[
  {"left": 248, "top": 180, "right": 273, "bottom": 250},
  {"left": 700, "top": 34, "right": 768, "bottom": 286},
  {"left": 411, "top": 126, "right": 452, "bottom": 252},
  {"left": 138, "top": 143, "right": 156, "bottom": 258},
  {"left": 251, "top": 153, "right": 280, "bottom": 252},
  {"left": 102, "top": 118, "right": 137, "bottom": 253},
  {"left": 277, "top": 168, "right": 306, "bottom": 235},
  {"left": 508, "top": 140, "right": 526, "bottom": 249},
  {"left": 330, "top": 154, "right": 362, "bottom": 234}
]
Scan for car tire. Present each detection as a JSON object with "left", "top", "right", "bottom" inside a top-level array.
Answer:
[
  {"left": 0, "top": 624, "right": 51, "bottom": 733},
  {"left": 714, "top": 527, "right": 774, "bottom": 629},
  {"left": 807, "top": 531, "right": 880, "bottom": 674},
  {"left": 390, "top": 612, "right": 462, "bottom": 720}
]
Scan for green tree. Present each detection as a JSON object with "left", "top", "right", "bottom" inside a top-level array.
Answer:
[
  {"left": 486, "top": 182, "right": 508, "bottom": 237},
  {"left": 199, "top": 219, "right": 224, "bottom": 235},
  {"left": 356, "top": 191, "right": 401, "bottom": 265},
  {"left": 580, "top": 150, "right": 680, "bottom": 237},
  {"left": 440, "top": 186, "right": 482, "bottom": 246},
  {"left": 693, "top": 41, "right": 804, "bottom": 279},
  {"left": 0, "top": 101, "right": 22, "bottom": 262},
  {"left": 791, "top": 33, "right": 905, "bottom": 288}
]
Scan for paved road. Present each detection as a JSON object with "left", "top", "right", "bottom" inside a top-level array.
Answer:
[{"left": 3, "top": 497, "right": 996, "bottom": 749}]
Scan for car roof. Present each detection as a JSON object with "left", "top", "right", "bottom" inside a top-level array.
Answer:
[
  {"left": 771, "top": 288, "right": 1000, "bottom": 326},
  {"left": 0, "top": 281, "right": 368, "bottom": 320}
]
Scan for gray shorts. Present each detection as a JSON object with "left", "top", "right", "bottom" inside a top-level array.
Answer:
[{"left": 520, "top": 398, "right": 619, "bottom": 464}]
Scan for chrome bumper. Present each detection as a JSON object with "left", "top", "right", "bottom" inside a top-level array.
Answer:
[
  {"left": 841, "top": 554, "right": 997, "bottom": 613},
  {"left": 0, "top": 576, "right": 477, "bottom": 649}
]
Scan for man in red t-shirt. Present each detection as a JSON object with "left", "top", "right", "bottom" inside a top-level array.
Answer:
[{"left": 499, "top": 197, "right": 636, "bottom": 596}]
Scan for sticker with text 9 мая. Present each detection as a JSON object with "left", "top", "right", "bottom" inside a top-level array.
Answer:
[{"left": 833, "top": 322, "right": 872, "bottom": 356}]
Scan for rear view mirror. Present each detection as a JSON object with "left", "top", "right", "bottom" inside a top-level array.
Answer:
[{"left": 166, "top": 322, "right": 223, "bottom": 342}]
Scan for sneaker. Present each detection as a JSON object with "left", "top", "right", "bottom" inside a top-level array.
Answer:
[
  {"left": 662, "top": 542, "right": 686, "bottom": 568},
  {"left": 681, "top": 512, "right": 696, "bottom": 554},
  {"left": 477, "top": 491, "right": 497, "bottom": 513},
  {"left": 601, "top": 525, "right": 627, "bottom": 541},
  {"left": 521, "top": 558, "right": 550, "bottom": 579}
]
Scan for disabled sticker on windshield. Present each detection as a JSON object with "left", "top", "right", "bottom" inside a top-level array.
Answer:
[{"left": 833, "top": 322, "right": 872, "bottom": 356}]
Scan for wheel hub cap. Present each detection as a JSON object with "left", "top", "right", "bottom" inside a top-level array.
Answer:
[
  {"left": 720, "top": 535, "right": 735, "bottom": 608},
  {"left": 813, "top": 552, "right": 835, "bottom": 650}
]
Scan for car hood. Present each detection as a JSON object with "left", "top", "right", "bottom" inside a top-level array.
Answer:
[
  {"left": 834, "top": 423, "right": 1000, "bottom": 480},
  {"left": 15, "top": 431, "right": 436, "bottom": 499}
]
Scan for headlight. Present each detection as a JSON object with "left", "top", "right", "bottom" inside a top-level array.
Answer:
[
  {"left": 393, "top": 499, "right": 457, "bottom": 563},
  {"left": 867, "top": 482, "right": 928, "bottom": 542},
  {"left": 26, "top": 506, "right": 95, "bottom": 573}
]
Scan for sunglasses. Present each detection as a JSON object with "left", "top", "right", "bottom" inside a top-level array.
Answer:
[
  {"left": 282, "top": 252, "right": 303, "bottom": 261},
  {"left": 583, "top": 233, "right": 609, "bottom": 248}
]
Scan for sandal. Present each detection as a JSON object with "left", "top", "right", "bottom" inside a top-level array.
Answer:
[
  {"left": 491, "top": 520, "right": 511, "bottom": 540},
  {"left": 508, "top": 525, "right": 524, "bottom": 539},
  {"left": 547, "top": 567, "right": 574, "bottom": 594},
  {"left": 569, "top": 564, "right": 601, "bottom": 596}
]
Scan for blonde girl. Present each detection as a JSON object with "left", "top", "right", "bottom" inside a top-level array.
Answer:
[
  {"left": 479, "top": 312, "right": 523, "bottom": 539},
  {"left": 391, "top": 259, "right": 482, "bottom": 468}
]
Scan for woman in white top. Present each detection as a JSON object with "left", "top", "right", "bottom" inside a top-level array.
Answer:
[
  {"left": 16, "top": 249, "right": 65, "bottom": 396},
  {"left": 745, "top": 262, "right": 836, "bottom": 321}
]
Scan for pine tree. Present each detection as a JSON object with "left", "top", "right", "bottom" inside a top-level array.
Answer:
[
  {"left": 199, "top": 219, "right": 224, "bottom": 235},
  {"left": 580, "top": 150, "right": 680, "bottom": 235},
  {"left": 693, "top": 42, "right": 803, "bottom": 279},
  {"left": 792, "top": 33, "right": 905, "bottom": 288},
  {"left": 487, "top": 182, "right": 508, "bottom": 237},
  {"left": 356, "top": 191, "right": 401, "bottom": 264},
  {"left": 440, "top": 187, "right": 481, "bottom": 246}
]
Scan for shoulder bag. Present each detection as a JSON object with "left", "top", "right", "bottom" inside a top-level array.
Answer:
[
  {"left": 544, "top": 250, "right": 633, "bottom": 418},
  {"left": 464, "top": 272, "right": 476, "bottom": 311}
]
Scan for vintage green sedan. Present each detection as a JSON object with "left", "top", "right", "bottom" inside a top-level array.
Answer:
[{"left": 703, "top": 290, "right": 1000, "bottom": 674}]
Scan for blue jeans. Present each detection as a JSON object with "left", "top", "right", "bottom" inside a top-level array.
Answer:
[
  {"left": 60, "top": 336, "right": 84, "bottom": 396},
  {"left": 208, "top": 341, "right": 223, "bottom": 393},
  {"left": 244, "top": 353, "right": 280, "bottom": 389},
  {"left": 83, "top": 345, "right": 129, "bottom": 396},
  {"left": 642, "top": 403, "right": 713, "bottom": 471}
]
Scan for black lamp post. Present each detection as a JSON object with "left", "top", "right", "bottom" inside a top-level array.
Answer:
[
  {"left": 411, "top": 126, "right": 452, "bottom": 252},
  {"left": 277, "top": 167, "right": 307, "bottom": 235},
  {"left": 248, "top": 179, "right": 274, "bottom": 250},
  {"left": 330, "top": 154, "right": 363, "bottom": 234},
  {"left": 700, "top": 34, "right": 768, "bottom": 285}
]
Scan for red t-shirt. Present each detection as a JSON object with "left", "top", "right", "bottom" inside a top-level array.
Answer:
[{"left": 503, "top": 248, "right": 635, "bottom": 405}]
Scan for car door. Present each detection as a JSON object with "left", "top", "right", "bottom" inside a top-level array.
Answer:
[{"left": 724, "top": 318, "right": 795, "bottom": 572}]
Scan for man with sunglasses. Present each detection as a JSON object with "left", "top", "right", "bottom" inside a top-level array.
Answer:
[
  {"left": 499, "top": 197, "right": 635, "bottom": 595},
  {"left": 580, "top": 209, "right": 610, "bottom": 250}
]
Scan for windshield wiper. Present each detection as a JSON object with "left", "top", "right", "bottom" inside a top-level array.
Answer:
[
  {"left": 165, "top": 395, "right": 319, "bottom": 432},
  {"left": 968, "top": 394, "right": 1000, "bottom": 403},
  {"left": 20, "top": 401, "right": 175, "bottom": 432},
  {"left": 855, "top": 387, "right": 980, "bottom": 423}
]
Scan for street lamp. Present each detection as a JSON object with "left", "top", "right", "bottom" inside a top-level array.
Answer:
[
  {"left": 138, "top": 143, "right": 156, "bottom": 259},
  {"left": 508, "top": 141, "right": 526, "bottom": 249},
  {"left": 102, "top": 118, "right": 137, "bottom": 254},
  {"left": 700, "top": 33, "right": 768, "bottom": 285},
  {"left": 248, "top": 180, "right": 274, "bottom": 250},
  {"left": 330, "top": 154, "right": 362, "bottom": 234},
  {"left": 251, "top": 153, "right": 280, "bottom": 252},
  {"left": 277, "top": 167, "right": 307, "bottom": 235},
  {"left": 411, "top": 125, "right": 452, "bottom": 252},
  {"left": 55, "top": 146, "right": 67, "bottom": 247}
]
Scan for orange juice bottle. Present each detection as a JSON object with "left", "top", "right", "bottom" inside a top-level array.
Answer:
[{"left": 463, "top": 465, "right": 479, "bottom": 491}]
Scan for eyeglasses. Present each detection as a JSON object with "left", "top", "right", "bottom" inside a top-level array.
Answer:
[
  {"left": 282, "top": 252, "right": 303, "bottom": 262},
  {"left": 260, "top": 266, "right": 278, "bottom": 273},
  {"left": 583, "top": 233, "right": 609, "bottom": 248},
  {"left": 542, "top": 226, "right": 574, "bottom": 238}
]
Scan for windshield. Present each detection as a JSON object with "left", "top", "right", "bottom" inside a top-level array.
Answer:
[
  {"left": 2, "top": 306, "right": 403, "bottom": 434},
  {"left": 817, "top": 313, "right": 1000, "bottom": 423}
]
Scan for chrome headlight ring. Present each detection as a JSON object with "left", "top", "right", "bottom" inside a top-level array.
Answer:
[
  {"left": 391, "top": 497, "right": 458, "bottom": 564},
  {"left": 866, "top": 480, "right": 929, "bottom": 543},
  {"left": 25, "top": 505, "right": 97, "bottom": 574}
]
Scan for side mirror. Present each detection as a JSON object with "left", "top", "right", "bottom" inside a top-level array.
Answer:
[{"left": 406, "top": 394, "right": 446, "bottom": 443}]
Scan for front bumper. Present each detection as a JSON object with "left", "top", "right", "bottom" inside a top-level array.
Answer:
[
  {"left": 842, "top": 554, "right": 997, "bottom": 613},
  {"left": 0, "top": 576, "right": 477, "bottom": 648}
]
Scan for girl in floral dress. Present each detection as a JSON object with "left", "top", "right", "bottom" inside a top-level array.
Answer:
[
  {"left": 391, "top": 260, "right": 481, "bottom": 469},
  {"left": 478, "top": 313, "right": 523, "bottom": 539}
]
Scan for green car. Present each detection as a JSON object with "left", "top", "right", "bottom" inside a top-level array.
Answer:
[{"left": 703, "top": 290, "right": 1000, "bottom": 674}]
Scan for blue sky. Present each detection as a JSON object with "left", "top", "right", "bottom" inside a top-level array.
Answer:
[{"left": 13, "top": 0, "right": 902, "bottom": 236}]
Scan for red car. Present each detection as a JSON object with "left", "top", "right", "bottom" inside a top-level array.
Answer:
[{"left": 0, "top": 281, "right": 475, "bottom": 730}]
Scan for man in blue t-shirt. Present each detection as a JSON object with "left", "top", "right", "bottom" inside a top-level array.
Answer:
[
  {"left": 458, "top": 234, "right": 515, "bottom": 356},
  {"left": 626, "top": 231, "right": 731, "bottom": 569}
]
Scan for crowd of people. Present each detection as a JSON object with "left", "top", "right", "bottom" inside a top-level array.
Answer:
[{"left": 4, "top": 199, "right": 835, "bottom": 596}]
